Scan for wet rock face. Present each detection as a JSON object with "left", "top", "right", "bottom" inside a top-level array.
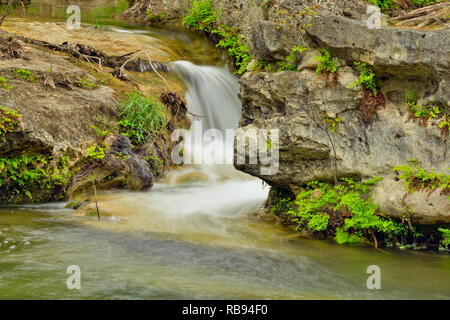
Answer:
[{"left": 70, "top": 135, "right": 153, "bottom": 199}]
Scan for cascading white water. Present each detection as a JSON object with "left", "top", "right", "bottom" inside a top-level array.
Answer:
[
  {"left": 166, "top": 61, "right": 251, "bottom": 182},
  {"left": 169, "top": 61, "right": 242, "bottom": 132}
]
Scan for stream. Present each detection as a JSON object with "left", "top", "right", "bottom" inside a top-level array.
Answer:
[{"left": 0, "top": 0, "right": 449, "bottom": 300}]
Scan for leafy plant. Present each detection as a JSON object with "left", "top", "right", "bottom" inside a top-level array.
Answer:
[
  {"left": 348, "top": 62, "right": 381, "bottom": 95},
  {"left": 0, "top": 154, "right": 71, "bottom": 203},
  {"left": 212, "top": 26, "right": 252, "bottom": 75},
  {"left": 0, "top": 106, "right": 21, "bottom": 141},
  {"left": 146, "top": 9, "right": 165, "bottom": 22},
  {"left": 315, "top": 49, "right": 340, "bottom": 74},
  {"left": 369, "top": 0, "right": 396, "bottom": 11},
  {"left": 183, "top": 0, "right": 219, "bottom": 33},
  {"left": 393, "top": 159, "right": 449, "bottom": 196},
  {"left": 282, "top": 177, "right": 406, "bottom": 247},
  {"left": 118, "top": 92, "right": 166, "bottom": 144},
  {"left": 438, "top": 228, "right": 450, "bottom": 247},
  {"left": 87, "top": 142, "right": 107, "bottom": 162},
  {"left": 0, "top": 76, "right": 12, "bottom": 90},
  {"left": 404, "top": 91, "right": 449, "bottom": 136},
  {"left": 14, "top": 69, "right": 35, "bottom": 83},
  {"left": 324, "top": 116, "right": 341, "bottom": 132}
]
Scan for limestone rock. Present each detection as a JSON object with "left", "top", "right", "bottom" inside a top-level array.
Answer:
[{"left": 70, "top": 135, "right": 153, "bottom": 199}]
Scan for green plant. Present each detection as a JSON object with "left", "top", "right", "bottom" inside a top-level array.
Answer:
[
  {"left": 183, "top": 0, "right": 219, "bottom": 32},
  {"left": 212, "top": 26, "right": 252, "bottom": 75},
  {"left": 14, "top": 69, "right": 35, "bottom": 83},
  {"left": 324, "top": 116, "right": 341, "bottom": 132},
  {"left": 146, "top": 9, "right": 165, "bottom": 22},
  {"left": 118, "top": 92, "right": 167, "bottom": 144},
  {"left": 76, "top": 76, "right": 98, "bottom": 89},
  {"left": 59, "top": 156, "right": 68, "bottom": 169},
  {"left": 411, "top": 0, "right": 438, "bottom": 7},
  {"left": 94, "top": 22, "right": 108, "bottom": 31},
  {"left": 90, "top": 115, "right": 117, "bottom": 137},
  {"left": 393, "top": 159, "right": 450, "bottom": 196},
  {"left": 315, "top": 49, "right": 340, "bottom": 74},
  {"left": 0, "top": 76, "right": 12, "bottom": 90},
  {"left": 438, "top": 228, "right": 450, "bottom": 247},
  {"left": 273, "top": 5, "right": 318, "bottom": 32},
  {"left": 284, "top": 177, "right": 405, "bottom": 247},
  {"left": 0, "top": 106, "right": 21, "bottom": 141},
  {"left": 183, "top": 0, "right": 252, "bottom": 75},
  {"left": 87, "top": 142, "right": 108, "bottom": 162},
  {"left": 369, "top": 0, "right": 396, "bottom": 11},
  {"left": 0, "top": 154, "right": 71, "bottom": 203},
  {"left": 404, "top": 91, "right": 449, "bottom": 136},
  {"left": 348, "top": 62, "right": 381, "bottom": 95}
]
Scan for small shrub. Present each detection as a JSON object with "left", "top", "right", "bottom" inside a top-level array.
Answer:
[
  {"left": 438, "top": 228, "right": 450, "bottom": 247},
  {"left": 284, "top": 177, "right": 406, "bottom": 247},
  {"left": 369, "top": 0, "right": 396, "bottom": 11},
  {"left": 183, "top": 0, "right": 219, "bottom": 33},
  {"left": 315, "top": 49, "right": 340, "bottom": 74},
  {"left": 324, "top": 116, "right": 341, "bottom": 132},
  {"left": 118, "top": 92, "right": 166, "bottom": 144},
  {"left": 212, "top": 26, "right": 252, "bottom": 75},
  {"left": 348, "top": 62, "right": 381, "bottom": 95}
]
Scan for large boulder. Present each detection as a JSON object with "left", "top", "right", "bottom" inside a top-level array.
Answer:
[{"left": 70, "top": 135, "right": 153, "bottom": 199}]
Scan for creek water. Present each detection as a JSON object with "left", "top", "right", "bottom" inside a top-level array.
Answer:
[{"left": 0, "top": 1, "right": 449, "bottom": 300}]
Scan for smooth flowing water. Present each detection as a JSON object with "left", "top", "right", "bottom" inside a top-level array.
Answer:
[{"left": 0, "top": 1, "right": 449, "bottom": 300}]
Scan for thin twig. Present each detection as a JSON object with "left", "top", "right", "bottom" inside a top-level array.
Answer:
[{"left": 120, "top": 50, "right": 170, "bottom": 91}]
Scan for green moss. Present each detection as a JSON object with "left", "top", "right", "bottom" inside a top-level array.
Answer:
[{"left": 0, "top": 154, "right": 72, "bottom": 203}]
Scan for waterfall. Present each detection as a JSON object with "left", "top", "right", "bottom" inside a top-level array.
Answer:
[
  {"left": 169, "top": 61, "right": 242, "bottom": 133},
  {"left": 165, "top": 61, "right": 249, "bottom": 182}
]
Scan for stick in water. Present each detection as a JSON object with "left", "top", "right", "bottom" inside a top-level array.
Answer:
[{"left": 90, "top": 175, "right": 100, "bottom": 220}]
